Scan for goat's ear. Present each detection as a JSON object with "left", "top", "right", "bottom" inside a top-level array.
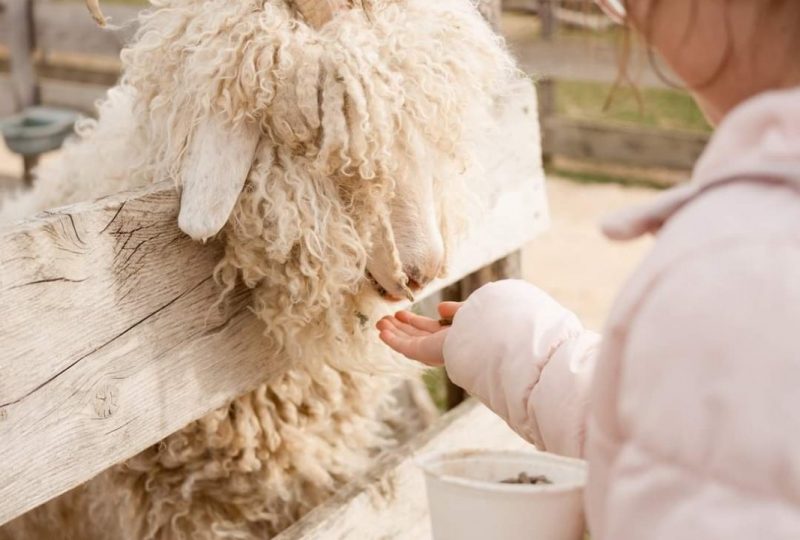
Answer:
[{"left": 178, "top": 115, "right": 260, "bottom": 241}]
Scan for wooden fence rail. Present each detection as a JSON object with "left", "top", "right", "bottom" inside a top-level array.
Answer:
[
  {"left": 514, "top": 0, "right": 709, "bottom": 172},
  {"left": 0, "top": 79, "right": 547, "bottom": 526},
  {"left": 275, "top": 400, "right": 532, "bottom": 539},
  {"left": 543, "top": 117, "right": 708, "bottom": 171}
]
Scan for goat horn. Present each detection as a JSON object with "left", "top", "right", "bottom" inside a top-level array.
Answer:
[
  {"left": 85, "top": 0, "right": 107, "bottom": 27},
  {"left": 293, "top": 0, "right": 348, "bottom": 29}
]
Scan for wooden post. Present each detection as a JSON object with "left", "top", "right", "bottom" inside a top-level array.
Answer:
[
  {"left": 442, "top": 287, "right": 467, "bottom": 410},
  {"left": 442, "top": 251, "right": 523, "bottom": 409},
  {"left": 537, "top": 0, "right": 557, "bottom": 165},
  {"left": 538, "top": 78, "right": 556, "bottom": 166},
  {"left": 6, "top": 0, "right": 40, "bottom": 186},
  {"left": 538, "top": 0, "right": 556, "bottom": 39},
  {"left": 7, "top": 0, "right": 39, "bottom": 110},
  {"left": 22, "top": 155, "right": 38, "bottom": 186}
]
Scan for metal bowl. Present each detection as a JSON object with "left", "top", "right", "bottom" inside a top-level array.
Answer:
[{"left": 0, "top": 106, "right": 81, "bottom": 156}]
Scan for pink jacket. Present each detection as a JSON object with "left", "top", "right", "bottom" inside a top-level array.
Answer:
[{"left": 443, "top": 86, "right": 800, "bottom": 539}]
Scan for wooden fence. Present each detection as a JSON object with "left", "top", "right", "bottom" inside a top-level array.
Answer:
[
  {"left": 0, "top": 79, "right": 548, "bottom": 529},
  {"left": 0, "top": 1, "right": 708, "bottom": 175},
  {"left": 275, "top": 401, "right": 530, "bottom": 539},
  {"left": 500, "top": 0, "right": 709, "bottom": 172}
]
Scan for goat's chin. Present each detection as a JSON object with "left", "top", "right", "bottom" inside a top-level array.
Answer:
[
  {"left": 365, "top": 224, "right": 445, "bottom": 303},
  {"left": 365, "top": 240, "right": 412, "bottom": 302},
  {"left": 366, "top": 271, "right": 409, "bottom": 303}
]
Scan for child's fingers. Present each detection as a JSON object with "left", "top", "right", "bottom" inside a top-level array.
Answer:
[
  {"left": 438, "top": 301, "right": 463, "bottom": 320},
  {"left": 378, "top": 315, "right": 428, "bottom": 337},
  {"left": 394, "top": 310, "right": 441, "bottom": 333},
  {"left": 376, "top": 317, "right": 393, "bottom": 332},
  {"left": 379, "top": 328, "right": 419, "bottom": 358},
  {"left": 379, "top": 329, "right": 443, "bottom": 366},
  {"left": 379, "top": 326, "right": 446, "bottom": 367},
  {"left": 376, "top": 317, "right": 406, "bottom": 338}
]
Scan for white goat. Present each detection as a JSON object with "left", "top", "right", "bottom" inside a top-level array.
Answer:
[{"left": 0, "top": 0, "right": 517, "bottom": 537}]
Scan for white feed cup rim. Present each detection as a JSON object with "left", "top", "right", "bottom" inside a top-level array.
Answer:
[{"left": 417, "top": 449, "right": 587, "bottom": 494}]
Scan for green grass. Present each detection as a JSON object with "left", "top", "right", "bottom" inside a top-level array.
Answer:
[
  {"left": 423, "top": 368, "right": 449, "bottom": 412},
  {"left": 556, "top": 79, "right": 712, "bottom": 133},
  {"left": 545, "top": 164, "right": 670, "bottom": 190},
  {"left": 559, "top": 23, "right": 622, "bottom": 43}
]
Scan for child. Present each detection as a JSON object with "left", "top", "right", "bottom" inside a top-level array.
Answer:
[{"left": 377, "top": 0, "right": 800, "bottom": 537}]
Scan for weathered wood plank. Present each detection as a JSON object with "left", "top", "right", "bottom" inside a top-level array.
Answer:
[
  {"left": 0, "top": 46, "right": 121, "bottom": 87},
  {"left": 0, "top": 79, "right": 546, "bottom": 525},
  {"left": 0, "top": 74, "right": 109, "bottom": 116},
  {"left": 0, "top": 0, "right": 139, "bottom": 58},
  {"left": 274, "top": 400, "right": 531, "bottom": 540},
  {"left": 5, "top": 0, "right": 38, "bottom": 110},
  {"left": 539, "top": 0, "right": 557, "bottom": 39},
  {"left": 502, "top": 0, "right": 539, "bottom": 13},
  {"left": 543, "top": 116, "right": 709, "bottom": 171}
]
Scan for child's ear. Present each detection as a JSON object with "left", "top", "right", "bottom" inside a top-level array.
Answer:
[{"left": 177, "top": 115, "right": 260, "bottom": 241}]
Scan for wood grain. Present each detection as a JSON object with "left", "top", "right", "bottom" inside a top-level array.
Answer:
[{"left": 0, "top": 78, "right": 546, "bottom": 526}]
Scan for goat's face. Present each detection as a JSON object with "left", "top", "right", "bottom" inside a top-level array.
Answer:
[
  {"left": 366, "top": 167, "right": 445, "bottom": 302},
  {"left": 85, "top": 0, "right": 475, "bottom": 305}
]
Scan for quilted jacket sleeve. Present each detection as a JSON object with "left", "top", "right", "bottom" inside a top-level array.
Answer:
[{"left": 442, "top": 280, "right": 600, "bottom": 458}]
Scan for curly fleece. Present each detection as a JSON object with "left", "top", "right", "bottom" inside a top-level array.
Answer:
[{"left": 0, "top": 1, "right": 516, "bottom": 538}]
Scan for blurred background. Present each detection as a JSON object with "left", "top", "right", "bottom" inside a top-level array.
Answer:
[{"left": 0, "top": 0, "right": 710, "bottom": 350}]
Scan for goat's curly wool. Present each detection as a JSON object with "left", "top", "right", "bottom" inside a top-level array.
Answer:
[
  {"left": 0, "top": 1, "right": 517, "bottom": 538},
  {"left": 126, "top": 0, "right": 516, "bottom": 363}
]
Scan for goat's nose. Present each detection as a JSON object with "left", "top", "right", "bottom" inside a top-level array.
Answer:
[{"left": 405, "top": 263, "right": 440, "bottom": 291}]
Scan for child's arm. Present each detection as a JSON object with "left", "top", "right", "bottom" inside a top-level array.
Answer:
[
  {"left": 443, "top": 280, "right": 599, "bottom": 458},
  {"left": 378, "top": 279, "right": 599, "bottom": 458}
]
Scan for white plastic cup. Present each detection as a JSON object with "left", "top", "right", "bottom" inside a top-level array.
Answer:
[{"left": 418, "top": 449, "right": 588, "bottom": 540}]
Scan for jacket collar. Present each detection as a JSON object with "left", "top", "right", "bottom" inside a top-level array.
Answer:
[{"left": 602, "top": 85, "right": 800, "bottom": 241}]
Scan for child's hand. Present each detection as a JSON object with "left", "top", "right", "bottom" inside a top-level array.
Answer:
[{"left": 377, "top": 302, "right": 463, "bottom": 366}]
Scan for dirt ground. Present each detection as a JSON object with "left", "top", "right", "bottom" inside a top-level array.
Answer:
[{"left": 522, "top": 177, "right": 655, "bottom": 331}]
